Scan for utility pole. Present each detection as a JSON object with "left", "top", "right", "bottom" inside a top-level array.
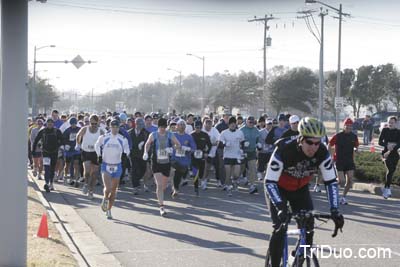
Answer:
[
  {"left": 248, "top": 14, "right": 276, "bottom": 113},
  {"left": 305, "top": 1, "right": 350, "bottom": 132},
  {"left": 297, "top": 9, "right": 327, "bottom": 121},
  {"left": 319, "top": 10, "right": 327, "bottom": 121},
  {"left": 335, "top": 3, "right": 343, "bottom": 133}
]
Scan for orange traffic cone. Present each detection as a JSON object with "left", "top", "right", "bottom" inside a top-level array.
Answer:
[
  {"left": 370, "top": 140, "right": 376, "bottom": 153},
  {"left": 37, "top": 213, "right": 49, "bottom": 238}
]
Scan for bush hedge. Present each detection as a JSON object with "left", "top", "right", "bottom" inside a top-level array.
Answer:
[{"left": 354, "top": 151, "right": 400, "bottom": 185}]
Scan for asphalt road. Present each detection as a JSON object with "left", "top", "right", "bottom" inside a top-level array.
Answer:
[{"left": 49, "top": 175, "right": 400, "bottom": 267}]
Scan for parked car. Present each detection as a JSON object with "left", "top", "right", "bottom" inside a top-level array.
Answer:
[{"left": 371, "top": 111, "right": 400, "bottom": 133}]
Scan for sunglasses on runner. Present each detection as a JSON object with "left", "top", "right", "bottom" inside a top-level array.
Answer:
[
  {"left": 304, "top": 139, "right": 321, "bottom": 146},
  {"left": 91, "top": 122, "right": 98, "bottom": 126}
]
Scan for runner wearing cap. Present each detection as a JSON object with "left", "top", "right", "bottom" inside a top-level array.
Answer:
[
  {"left": 143, "top": 118, "right": 181, "bottom": 216},
  {"left": 32, "top": 118, "right": 63, "bottom": 192},
  {"left": 95, "top": 119, "right": 130, "bottom": 219},
  {"left": 240, "top": 116, "right": 262, "bottom": 194},
  {"left": 328, "top": 118, "right": 359, "bottom": 205},
  {"left": 266, "top": 114, "right": 287, "bottom": 146},
  {"left": 281, "top": 115, "right": 300, "bottom": 139}
]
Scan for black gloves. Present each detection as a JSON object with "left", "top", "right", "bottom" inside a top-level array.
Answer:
[
  {"left": 276, "top": 202, "right": 287, "bottom": 223},
  {"left": 331, "top": 208, "right": 344, "bottom": 237}
]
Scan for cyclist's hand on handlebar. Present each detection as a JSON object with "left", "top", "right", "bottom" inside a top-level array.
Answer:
[
  {"left": 277, "top": 210, "right": 287, "bottom": 224},
  {"left": 330, "top": 208, "right": 344, "bottom": 237},
  {"left": 276, "top": 202, "right": 287, "bottom": 224}
]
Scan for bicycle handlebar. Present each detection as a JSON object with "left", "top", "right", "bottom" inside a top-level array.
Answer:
[{"left": 280, "top": 210, "right": 341, "bottom": 238}]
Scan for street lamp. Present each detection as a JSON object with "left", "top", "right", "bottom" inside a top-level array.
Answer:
[
  {"left": 305, "top": 0, "right": 349, "bottom": 132},
  {"left": 187, "top": 53, "right": 205, "bottom": 115},
  {"left": 167, "top": 68, "right": 182, "bottom": 89},
  {"left": 32, "top": 44, "right": 55, "bottom": 116}
]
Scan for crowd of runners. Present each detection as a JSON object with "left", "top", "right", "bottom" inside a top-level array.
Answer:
[{"left": 27, "top": 109, "right": 396, "bottom": 221}]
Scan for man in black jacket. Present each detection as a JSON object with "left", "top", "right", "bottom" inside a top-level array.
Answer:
[
  {"left": 128, "top": 118, "right": 150, "bottom": 195},
  {"left": 32, "top": 118, "right": 63, "bottom": 192},
  {"left": 191, "top": 120, "right": 212, "bottom": 195}
]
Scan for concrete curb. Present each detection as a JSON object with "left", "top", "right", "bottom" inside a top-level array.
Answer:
[
  {"left": 352, "top": 182, "right": 400, "bottom": 199},
  {"left": 28, "top": 171, "right": 122, "bottom": 267}
]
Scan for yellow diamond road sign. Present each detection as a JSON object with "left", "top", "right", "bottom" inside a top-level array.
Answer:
[{"left": 71, "top": 55, "right": 85, "bottom": 69}]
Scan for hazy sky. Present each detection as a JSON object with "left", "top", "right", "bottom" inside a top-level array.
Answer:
[{"left": 29, "top": 0, "right": 400, "bottom": 94}]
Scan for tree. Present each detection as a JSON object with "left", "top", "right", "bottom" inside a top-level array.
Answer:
[
  {"left": 172, "top": 90, "right": 200, "bottom": 114},
  {"left": 385, "top": 65, "right": 400, "bottom": 111},
  {"left": 28, "top": 76, "right": 59, "bottom": 113},
  {"left": 351, "top": 65, "right": 374, "bottom": 118},
  {"left": 212, "top": 71, "right": 262, "bottom": 112},
  {"left": 368, "top": 64, "right": 390, "bottom": 112},
  {"left": 269, "top": 67, "right": 318, "bottom": 115},
  {"left": 324, "top": 68, "right": 355, "bottom": 115}
]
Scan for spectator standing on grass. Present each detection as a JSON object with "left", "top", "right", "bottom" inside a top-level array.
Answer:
[
  {"left": 378, "top": 116, "right": 400, "bottom": 199},
  {"left": 362, "top": 115, "right": 373, "bottom": 145}
]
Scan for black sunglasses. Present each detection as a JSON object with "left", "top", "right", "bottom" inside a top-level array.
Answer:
[{"left": 304, "top": 139, "right": 321, "bottom": 146}]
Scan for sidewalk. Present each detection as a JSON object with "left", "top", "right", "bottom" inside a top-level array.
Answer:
[
  {"left": 27, "top": 179, "right": 78, "bottom": 266},
  {"left": 28, "top": 171, "right": 121, "bottom": 267},
  {"left": 352, "top": 181, "right": 400, "bottom": 199}
]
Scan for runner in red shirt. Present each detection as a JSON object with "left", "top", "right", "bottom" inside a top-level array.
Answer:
[{"left": 328, "top": 118, "right": 359, "bottom": 205}]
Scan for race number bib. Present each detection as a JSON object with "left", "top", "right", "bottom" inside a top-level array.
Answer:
[
  {"left": 157, "top": 149, "right": 169, "bottom": 160},
  {"left": 194, "top": 150, "right": 203, "bottom": 159},
  {"left": 175, "top": 148, "right": 186, "bottom": 158},
  {"left": 69, "top": 133, "right": 77, "bottom": 142},
  {"left": 106, "top": 164, "right": 117, "bottom": 173},
  {"left": 43, "top": 157, "right": 51, "bottom": 166}
]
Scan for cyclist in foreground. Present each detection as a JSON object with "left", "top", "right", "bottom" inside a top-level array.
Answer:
[{"left": 264, "top": 117, "right": 344, "bottom": 267}]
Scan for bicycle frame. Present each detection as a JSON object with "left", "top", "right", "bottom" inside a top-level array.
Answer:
[{"left": 282, "top": 224, "right": 307, "bottom": 267}]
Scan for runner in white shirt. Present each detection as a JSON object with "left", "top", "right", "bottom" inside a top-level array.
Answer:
[
  {"left": 76, "top": 114, "right": 105, "bottom": 199},
  {"left": 202, "top": 118, "right": 220, "bottom": 189},
  {"left": 218, "top": 117, "right": 245, "bottom": 196},
  {"left": 95, "top": 119, "right": 130, "bottom": 219}
]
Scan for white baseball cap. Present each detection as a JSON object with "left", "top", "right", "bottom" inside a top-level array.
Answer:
[{"left": 289, "top": 115, "right": 300, "bottom": 124}]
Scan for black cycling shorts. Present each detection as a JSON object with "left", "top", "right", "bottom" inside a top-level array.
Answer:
[
  {"left": 224, "top": 158, "right": 241, "bottom": 166},
  {"left": 335, "top": 161, "right": 355, "bottom": 172},
  {"left": 81, "top": 151, "right": 99, "bottom": 165},
  {"left": 152, "top": 162, "right": 171, "bottom": 177}
]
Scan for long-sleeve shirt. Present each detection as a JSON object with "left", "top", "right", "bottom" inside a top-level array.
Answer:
[
  {"left": 172, "top": 132, "right": 196, "bottom": 166},
  {"left": 378, "top": 127, "right": 400, "bottom": 156},
  {"left": 95, "top": 133, "right": 130, "bottom": 165},
  {"left": 62, "top": 126, "right": 81, "bottom": 156},
  {"left": 128, "top": 128, "right": 150, "bottom": 159},
  {"left": 32, "top": 127, "right": 63, "bottom": 155},
  {"left": 191, "top": 131, "right": 212, "bottom": 160}
]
